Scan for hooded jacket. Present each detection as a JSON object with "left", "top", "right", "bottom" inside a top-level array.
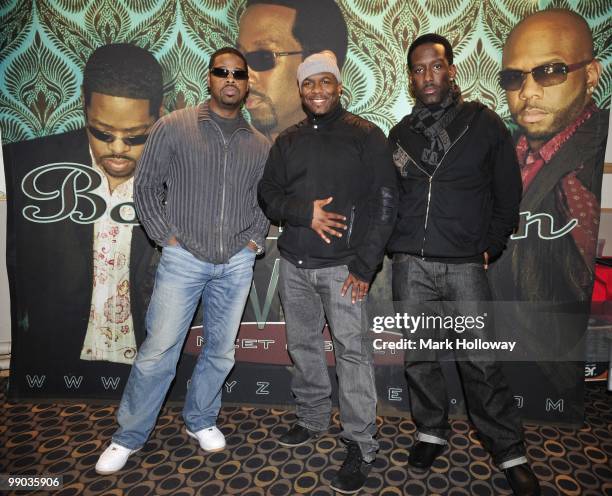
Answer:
[
  {"left": 258, "top": 104, "right": 398, "bottom": 281},
  {"left": 387, "top": 101, "right": 522, "bottom": 262}
]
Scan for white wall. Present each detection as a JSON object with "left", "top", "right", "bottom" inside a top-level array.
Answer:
[
  {"left": 599, "top": 107, "right": 612, "bottom": 256},
  {"left": 0, "top": 128, "right": 11, "bottom": 369}
]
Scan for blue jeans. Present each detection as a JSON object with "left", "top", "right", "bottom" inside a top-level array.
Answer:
[
  {"left": 278, "top": 258, "right": 378, "bottom": 462},
  {"left": 392, "top": 254, "right": 527, "bottom": 469},
  {"left": 112, "top": 244, "right": 256, "bottom": 449}
]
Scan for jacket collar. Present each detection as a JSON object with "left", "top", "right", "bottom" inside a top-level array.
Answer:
[
  {"left": 197, "top": 99, "right": 253, "bottom": 132},
  {"left": 306, "top": 103, "right": 345, "bottom": 127}
]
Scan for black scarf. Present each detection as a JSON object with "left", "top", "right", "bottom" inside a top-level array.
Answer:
[{"left": 409, "top": 83, "right": 463, "bottom": 169}]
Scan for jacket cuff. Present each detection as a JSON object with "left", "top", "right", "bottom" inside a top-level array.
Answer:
[
  {"left": 348, "top": 257, "right": 375, "bottom": 283},
  {"left": 250, "top": 233, "right": 266, "bottom": 248},
  {"left": 486, "top": 238, "right": 504, "bottom": 261},
  {"left": 285, "top": 199, "right": 313, "bottom": 227},
  {"left": 148, "top": 227, "right": 171, "bottom": 248}
]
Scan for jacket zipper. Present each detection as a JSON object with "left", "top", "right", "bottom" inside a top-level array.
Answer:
[
  {"left": 346, "top": 205, "right": 355, "bottom": 247},
  {"left": 220, "top": 142, "right": 228, "bottom": 260},
  {"left": 403, "top": 125, "right": 470, "bottom": 259},
  {"left": 421, "top": 177, "right": 433, "bottom": 257},
  {"left": 208, "top": 120, "right": 247, "bottom": 261}
]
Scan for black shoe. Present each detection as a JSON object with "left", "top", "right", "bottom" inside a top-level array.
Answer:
[
  {"left": 277, "top": 424, "right": 318, "bottom": 447},
  {"left": 329, "top": 441, "right": 372, "bottom": 494},
  {"left": 504, "top": 464, "right": 541, "bottom": 496},
  {"left": 408, "top": 441, "right": 445, "bottom": 469}
]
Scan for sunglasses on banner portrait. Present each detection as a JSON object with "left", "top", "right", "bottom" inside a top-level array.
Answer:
[
  {"left": 244, "top": 50, "right": 304, "bottom": 72},
  {"left": 87, "top": 125, "right": 149, "bottom": 147},
  {"left": 498, "top": 59, "right": 593, "bottom": 91}
]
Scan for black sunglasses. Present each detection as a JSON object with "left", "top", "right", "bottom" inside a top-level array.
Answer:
[
  {"left": 498, "top": 59, "right": 592, "bottom": 91},
  {"left": 87, "top": 125, "right": 149, "bottom": 146},
  {"left": 210, "top": 67, "right": 249, "bottom": 80},
  {"left": 244, "top": 50, "right": 303, "bottom": 72}
]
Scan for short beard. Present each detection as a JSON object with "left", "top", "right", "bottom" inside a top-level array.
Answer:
[
  {"left": 518, "top": 89, "right": 588, "bottom": 143},
  {"left": 248, "top": 95, "right": 278, "bottom": 136}
]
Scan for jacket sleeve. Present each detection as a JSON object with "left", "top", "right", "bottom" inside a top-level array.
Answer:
[
  {"left": 257, "top": 138, "right": 313, "bottom": 227},
  {"left": 134, "top": 118, "right": 173, "bottom": 247},
  {"left": 348, "top": 127, "right": 399, "bottom": 282},
  {"left": 486, "top": 112, "right": 522, "bottom": 260},
  {"left": 244, "top": 140, "right": 271, "bottom": 248}
]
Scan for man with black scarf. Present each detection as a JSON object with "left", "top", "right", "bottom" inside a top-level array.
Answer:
[{"left": 387, "top": 34, "right": 540, "bottom": 495}]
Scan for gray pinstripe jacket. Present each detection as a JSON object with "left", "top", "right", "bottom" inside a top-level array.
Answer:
[{"left": 134, "top": 100, "right": 270, "bottom": 264}]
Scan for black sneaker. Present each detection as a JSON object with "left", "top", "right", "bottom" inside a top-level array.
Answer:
[
  {"left": 329, "top": 441, "right": 372, "bottom": 494},
  {"left": 277, "top": 424, "right": 318, "bottom": 447},
  {"left": 408, "top": 441, "right": 445, "bottom": 469}
]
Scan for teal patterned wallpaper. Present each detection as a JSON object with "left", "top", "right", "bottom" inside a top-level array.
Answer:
[{"left": 0, "top": 0, "right": 610, "bottom": 143}]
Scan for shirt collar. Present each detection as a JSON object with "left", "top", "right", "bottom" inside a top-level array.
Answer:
[
  {"left": 306, "top": 103, "right": 345, "bottom": 126},
  {"left": 197, "top": 99, "right": 252, "bottom": 132}
]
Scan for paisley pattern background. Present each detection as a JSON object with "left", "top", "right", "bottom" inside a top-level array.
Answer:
[{"left": 0, "top": 0, "right": 610, "bottom": 144}]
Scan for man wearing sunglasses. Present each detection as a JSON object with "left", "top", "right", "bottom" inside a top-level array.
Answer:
[
  {"left": 96, "top": 47, "right": 270, "bottom": 475},
  {"left": 3, "top": 44, "right": 162, "bottom": 396},
  {"left": 490, "top": 9, "right": 607, "bottom": 420},
  {"left": 237, "top": 0, "right": 347, "bottom": 140},
  {"left": 387, "top": 34, "right": 540, "bottom": 495},
  {"left": 492, "top": 8, "right": 606, "bottom": 303}
]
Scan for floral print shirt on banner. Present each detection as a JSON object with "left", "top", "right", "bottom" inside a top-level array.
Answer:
[{"left": 80, "top": 160, "right": 136, "bottom": 364}]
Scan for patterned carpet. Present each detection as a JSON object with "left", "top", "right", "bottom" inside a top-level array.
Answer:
[{"left": 1, "top": 378, "right": 611, "bottom": 495}]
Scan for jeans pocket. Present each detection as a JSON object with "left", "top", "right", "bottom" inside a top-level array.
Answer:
[
  {"left": 233, "top": 245, "right": 257, "bottom": 263},
  {"left": 162, "top": 243, "right": 183, "bottom": 258}
]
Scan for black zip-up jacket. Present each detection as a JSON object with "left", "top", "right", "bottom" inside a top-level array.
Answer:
[
  {"left": 258, "top": 104, "right": 398, "bottom": 281},
  {"left": 387, "top": 102, "right": 522, "bottom": 262}
]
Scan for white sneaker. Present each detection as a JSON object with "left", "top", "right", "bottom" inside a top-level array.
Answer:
[
  {"left": 186, "top": 426, "right": 226, "bottom": 452},
  {"left": 95, "top": 443, "right": 139, "bottom": 475}
]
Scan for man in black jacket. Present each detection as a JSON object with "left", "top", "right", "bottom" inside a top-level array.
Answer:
[
  {"left": 388, "top": 34, "right": 539, "bottom": 495},
  {"left": 258, "top": 51, "right": 397, "bottom": 494}
]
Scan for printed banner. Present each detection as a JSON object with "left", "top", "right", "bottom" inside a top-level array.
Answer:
[{"left": 1, "top": 1, "right": 609, "bottom": 425}]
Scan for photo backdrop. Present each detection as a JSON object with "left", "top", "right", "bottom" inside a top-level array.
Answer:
[
  {"left": 1, "top": 0, "right": 610, "bottom": 425},
  {"left": 1, "top": 1, "right": 609, "bottom": 140}
]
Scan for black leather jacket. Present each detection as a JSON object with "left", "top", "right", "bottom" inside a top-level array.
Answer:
[{"left": 258, "top": 104, "right": 398, "bottom": 281}]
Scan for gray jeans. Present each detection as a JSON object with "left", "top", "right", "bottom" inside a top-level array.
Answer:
[{"left": 278, "top": 258, "right": 378, "bottom": 461}]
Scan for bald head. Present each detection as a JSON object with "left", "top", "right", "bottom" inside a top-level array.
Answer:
[
  {"left": 504, "top": 9, "right": 594, "bottom": 66},
  {"left": 502, "top": 8, "right": 601, "bottom": 150}
]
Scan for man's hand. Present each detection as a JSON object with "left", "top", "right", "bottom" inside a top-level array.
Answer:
[
  {"left": 483, "top": 251, "right": 489, "bottom": 270},
  {"left": 247, "top": 240, "right": 259, "bottom": 252},
  {"left": 341, "top": 273, "right": 369, "bottom": 304},
  {"left": 167, "top": 236, "right": 179, "bottom": 246},
  {"left": 311, "top": 197, "right": 347, "bottom": 244}
]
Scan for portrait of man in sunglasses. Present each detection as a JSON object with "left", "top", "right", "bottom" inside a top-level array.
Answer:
[
  {"left": 237, "top": 0, "right": 348, "bottom": 141},
  {"left": 3, "top": 43, "right": 163, "bottom": 395},
  {"left": 490, "top": 9, "right": 608, "bottom": 401}
]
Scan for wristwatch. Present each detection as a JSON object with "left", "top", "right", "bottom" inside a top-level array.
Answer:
[{"left": 250, "top": 239, "right": 264, "bottom": 255}]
